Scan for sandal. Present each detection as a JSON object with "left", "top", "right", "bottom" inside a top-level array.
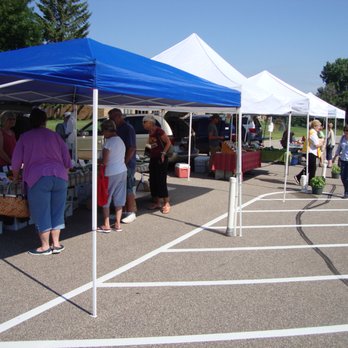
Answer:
[
  {"left": 97, "top": 226, "right": 111, "bottom": 233},
  {"left": 114, "top": 225, "right": 122, "bottom": 232},
  {"left": 161, "top": 205, "right": 170, "bottom": 214}
]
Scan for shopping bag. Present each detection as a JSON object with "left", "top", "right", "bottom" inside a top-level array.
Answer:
[{"left": 97, "top": 165, "right": 109, "bottom": 207}]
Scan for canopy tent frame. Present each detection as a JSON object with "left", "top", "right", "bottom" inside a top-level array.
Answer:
[{"left": 0, "top": 38, "right": 241, "bottom": 318}]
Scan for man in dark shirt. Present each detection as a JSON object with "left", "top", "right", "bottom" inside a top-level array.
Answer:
[{"left": 108, "top": 108, "right": 137, "bottom": 223}]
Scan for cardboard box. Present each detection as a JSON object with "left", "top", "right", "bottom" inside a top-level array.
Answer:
[{"left": 175, "top": 163, "right": 190, "bottom": 178}]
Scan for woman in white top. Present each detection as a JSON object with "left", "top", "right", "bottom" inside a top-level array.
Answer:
[
  {"left": 98, "top": 119, "right": 127, "bottom": 233},
  {"left": 295, "top": 120, "right": 324, "bottom": 186}
]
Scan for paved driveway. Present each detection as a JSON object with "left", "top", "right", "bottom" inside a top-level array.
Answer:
[{"left": 0, "top": 162, "right": 347, "bottom": 347}]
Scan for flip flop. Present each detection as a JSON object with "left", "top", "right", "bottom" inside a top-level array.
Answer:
[{"left": 97, "top": 226, "right": 111, "bottom": 233}]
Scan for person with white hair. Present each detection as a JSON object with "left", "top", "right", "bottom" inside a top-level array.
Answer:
[
  {"left": 142, "top": 114, "right": 171, "bottom": 214},
  {"left": 64, "top": 111, "right": 76, "bottom": 158}
]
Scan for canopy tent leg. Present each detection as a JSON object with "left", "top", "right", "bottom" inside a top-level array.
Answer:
[
  {"left": 187, "top": 112, "right": 192, "bottom": 181},
  {"left": 282, "top": 112, "right": 292, "bottom": 202},
  {"left": 92, "top": 89, "right": 98, "bottom": 318},
  {"left": 236, "top": 108, "right": 242, "bottom": 237}
]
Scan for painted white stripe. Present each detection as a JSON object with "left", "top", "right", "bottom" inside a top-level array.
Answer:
[
  {"left": 242, "top": 208, "right": 348, "bottom": 213},
  {"left": 205, "top": 223, "right": 348, "bottom": 230},
  {"left": 260, "top": 197, "right": 343, "bottom": 201},
  {"left": 0, "top": 214, "right": 228, "bottom": 334},
  {"left": 165, "top": 244, "right": 348, "bottom": 252},
  {"left": 100, "top": 275, "right": 348, "bottom": 288},
  {"left": 1, "top": 324, "right": 348, "bottom": 347},
  {"left": 0, "top": 189, "right": 329, "bottom": 334}
]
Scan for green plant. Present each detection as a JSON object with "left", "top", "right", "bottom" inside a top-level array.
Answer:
[
  {"left": 331, "top": 163, "right": 341, "bottom": 174},
  {"left": 310, "top": 176, "right": 326, "bottom": 189}
]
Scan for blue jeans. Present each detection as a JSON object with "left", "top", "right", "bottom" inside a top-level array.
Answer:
[
  {"left": 340, "top": 160, "right": 348, "bottom": 194},
  {"left": 28, "top": 176, "right": 68, "bottom": 233}
]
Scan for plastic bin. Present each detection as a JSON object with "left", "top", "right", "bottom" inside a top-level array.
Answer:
[{"left": 194, "top": 156, "right": 209, "bottom": 173}]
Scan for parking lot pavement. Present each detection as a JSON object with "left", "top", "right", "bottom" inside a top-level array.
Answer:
[{"left": 0, "top": 162, "right": 347, "bottom": 347}]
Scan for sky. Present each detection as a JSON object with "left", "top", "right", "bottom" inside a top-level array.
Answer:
[{"left": 87, "top": 0, "right": 347, "bottom": 94}]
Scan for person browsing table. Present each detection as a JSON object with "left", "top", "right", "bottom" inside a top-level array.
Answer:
[
  {"left": 143, "top": 114, "right": 171, "bottom": 214},
  {"left": 11, "top": 108, "right": 72, "bottom": 255}
]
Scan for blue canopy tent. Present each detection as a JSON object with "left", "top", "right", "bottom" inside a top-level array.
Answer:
[
  {"left": 0, "top": 38, "right": 240, "bottom": 109},
  {"left": 0, "top": 38, "right": 241, "bottom": 317}
]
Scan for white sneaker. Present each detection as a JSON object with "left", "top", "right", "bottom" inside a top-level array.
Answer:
[{"left": 121, "top": 212, "right": 136, "bottom": 224}]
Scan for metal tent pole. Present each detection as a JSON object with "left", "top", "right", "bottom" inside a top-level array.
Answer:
[
  {"left": 92, "top": 89, "right": 98, "bottom": 318},
  {"left": 282, "top": 112, "right": 292, "bottom": 202}
]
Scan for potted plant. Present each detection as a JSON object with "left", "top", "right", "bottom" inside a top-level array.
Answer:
[
  {"left": 331, "top": 164, "right": 341, "bottom": 179},
  {"left": 310, "top": 176, "right": 326, "bottom": 195}
]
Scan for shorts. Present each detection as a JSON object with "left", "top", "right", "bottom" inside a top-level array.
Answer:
[
  {"left": 104, "top": 171, "right": 127, "bottom": 208},
  {"left": 28, "top": 176, "right": 68, "bottom": 233}
]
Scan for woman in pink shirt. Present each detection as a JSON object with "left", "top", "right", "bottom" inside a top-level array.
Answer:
[{"left": 12, "top": 109, "right": 72, "bottom": 256}]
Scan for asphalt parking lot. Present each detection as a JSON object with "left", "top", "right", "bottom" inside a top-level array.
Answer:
[{"left": 0, "top": 160, "right": 347, "bottom": 347}]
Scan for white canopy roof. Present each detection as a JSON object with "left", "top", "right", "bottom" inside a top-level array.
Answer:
[
  {"left": 246, "top": 70, "right": 311, "bottom": 116},
  {"left": 153, "top": 33, "right": 247, "bottom": 90},
  {"left": 153, "top": 34, "right": 296, "bottom": 115},
  {"left": 307, "top": 92, "right": 346, "bottom": 119}
]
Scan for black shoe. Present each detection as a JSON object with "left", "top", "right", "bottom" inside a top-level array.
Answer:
[
  {"left": 28, "top": 248, "right": 52, "bottom": 256},
  {"left": 207, "top": 171, "right": 215, "bottom": 178},
  {"left": 51, "top": 245, "right": 65, "bottom": 254}
]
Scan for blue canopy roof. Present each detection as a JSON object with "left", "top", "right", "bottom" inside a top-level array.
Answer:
[{"left": 0, "top": 38, "right": 240, "bottom": 110}]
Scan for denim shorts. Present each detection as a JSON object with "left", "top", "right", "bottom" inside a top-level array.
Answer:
[{"left": 28, "top": 176, "right": 68, "bottom": 233}]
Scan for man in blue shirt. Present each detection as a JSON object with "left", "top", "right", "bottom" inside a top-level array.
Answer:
[{"left": 108, "top": 108, "right": 137, "bottom": 223}]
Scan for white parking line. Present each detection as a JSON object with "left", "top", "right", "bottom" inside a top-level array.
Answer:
[
  {"left": 260, "top": 197, "right": 344, "bottom": 201},
  {"left": 100, "top": 275, "right": 348, "bottom": 288},
  {"left": 205, "top": 224, "right": 348, "bottom": 231},
  {"left": 0, "top": 212, "right": 228, "bottom": 334},
  {"left": 206, "top": 223, "right": 348, "bottom": 230},
  {"left": 243, "top": 208, "right": 348, "bottom": 213},
  {"left": 0, "top": 189, "right": 343, "bottom": 340},
  {"left": 1, "top": 324, "right": 347, "bottom": 347},
  {"left": 165, "top": 244, "right": 348, "bottom": 252}
]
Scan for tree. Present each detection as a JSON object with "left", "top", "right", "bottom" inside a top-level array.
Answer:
[
  {"left": 0, "top": 0, "right": 42, "bottom": 51},
  {"left": 36, "top": 0, "right": 91, "bottom": 43},
  {"left": 317, "top": 58, "right": 348, "bottom": 122}
]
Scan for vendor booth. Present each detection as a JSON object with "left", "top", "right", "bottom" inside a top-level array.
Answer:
[{"left": 0, "top": 38, "right": 241, "bottom": 317}]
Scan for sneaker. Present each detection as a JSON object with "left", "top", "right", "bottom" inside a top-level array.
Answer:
[
  {"left": 121, "top": 212, "right": 136, "bottom": 224},
  {"left": 294, "top": 176, "right": 300, "bottom": 185},
  {"left": 28, "top": 248, "right": 52, "bottom": 256},
  {"left": 51, "top": 245, "right": 65, "bottom": 254}
]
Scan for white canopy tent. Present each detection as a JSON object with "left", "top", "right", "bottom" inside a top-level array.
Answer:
[{"left": 153, "top": 33, "right": 291, "bottom": 115}]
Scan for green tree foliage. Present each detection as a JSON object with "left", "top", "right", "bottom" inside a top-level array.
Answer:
[
  {"left": 317, "top": 58, "right": 348, "bottom": 120},
  {"left": 36, "top": 0, "right": 91, "bottom": 42},
  {"left": 0, "top": 0, "right": 42, "bottom": 51}
]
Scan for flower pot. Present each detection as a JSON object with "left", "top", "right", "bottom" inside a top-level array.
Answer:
[
  {"left": 312, "top": 187, "right": 323, "bottom": 195},
  {"left": 332, "top": 172, "right": 340, "bottom": 179}
]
